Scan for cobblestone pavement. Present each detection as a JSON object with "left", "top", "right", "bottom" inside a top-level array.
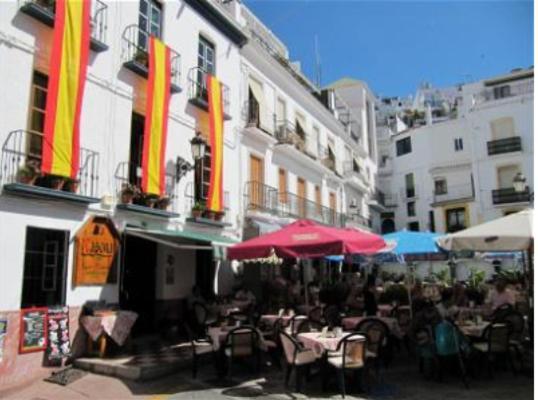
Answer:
[{"left": 4, "top": 353, "right": 533, "bottom": 400}]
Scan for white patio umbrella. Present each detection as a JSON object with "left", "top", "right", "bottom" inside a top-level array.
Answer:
[{"left": 437, "top": 209, "right": 533, "bottom": 252}]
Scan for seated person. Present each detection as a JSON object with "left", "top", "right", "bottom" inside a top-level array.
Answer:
[
  {"left": 363, "top": 279, "right": 378, "bottom": 316},
  {"left": 486, "top": 279, "right": 515, "bottom": 311},
  {"left": 451, "top": 282, "right": 469, "bottom": 307}
]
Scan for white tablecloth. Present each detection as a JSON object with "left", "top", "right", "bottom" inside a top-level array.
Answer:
[{"left": 80, "top": 311, "right": 138, "bottom": 346}]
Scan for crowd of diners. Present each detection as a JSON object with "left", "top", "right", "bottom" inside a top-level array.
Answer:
[{"left": 183, "top": 260, "right": 532, "bottom": 395}]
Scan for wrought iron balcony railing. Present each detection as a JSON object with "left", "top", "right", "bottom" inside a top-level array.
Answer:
[
  {"left": 184, "top": 181, "right": 231, "bottom": 224},
  {"left": 432, "top": 183, "right": 474, "bottom": 205},
  {"left": 19, "top": 0, "right": 108, "bottom": 52},
  {"left": 243, "top": 181, "right": 350, "bottom": 227},
  {"left": 492, "top": 187, "right": 530, "bottom": 205},
  {"left": 122, "top": 25, "right": 181, "bottom": 93},
  {"left": 187, "top": 67, "right": 231, "bottom": 118},
  {"left": 0, "top": 129, "right": 99, "bottom": 198},
  {"left": 487, "top": 136, "right": 523, "bottom": 156},
  {"left": 275, "top": 119, "right": 307, "bottom": 150},
  {"left": 476, "top": 81, "right": 534, "bottom": 104},
  {"left": 114, "top": 161, "right": 178, "bottom": 213}
]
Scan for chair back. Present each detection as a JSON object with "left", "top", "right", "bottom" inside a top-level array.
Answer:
[
  {"left": 434, "top": 320, "right": 459, "bottom": 356},
  {"left": 498, "top": 311, "right": 525, "bottom": 342},
  {"left": 225, "top": 326, "right": 259, "bottom": 358},
  {"left": 492, "top": 303, "right": 514, "bottom": 321},
  {"left": 279, "top": 330, "right": 301, "bottom": 365},
  {"left": 356, "top": 317, "right": 388, "bottom": 356},
  {"left": 337, "top": 333, "right": 367, "bottom": 369},
  {"left": 485, "top": 322, "right": 511, "bottom": 353},
  {"left": 393, "top": 306, "right": 412, "bottom": 333},
  {"left": 296, "top": 319, "right": 323, "bottom": 334},
  {"left": 290, "top": 315, "right": 307, "bottom": 335},
  {"left": 193, "top": 302, "right": 208, "bottom": 325}
]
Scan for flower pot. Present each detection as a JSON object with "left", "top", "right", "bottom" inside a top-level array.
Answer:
[
  {"left": 18, "top": 174, "right": 37, "bottom": 185},
  {"left": 65, "top": 180, "right": 79, "bottom": 193},
  {"left": 191, "top": 209, "right": 203, "bottom": 218},
  {"left": 204, "top": 210, "right": 215, "bottom": 220},
  {"left": 156, "top": 198, "right": 171, "bottom": 210},
  {"left": 49, "top": 176, "right": 66, "bottom": 191},
  {"left": 145, "top": 197, "right": 158, "bottom": 208},
  {"left": 214, "top": 212, "right": 225, "bottom": 222},
  {"left": 121, "top": 192, "right": 134, "bottom": 204}
]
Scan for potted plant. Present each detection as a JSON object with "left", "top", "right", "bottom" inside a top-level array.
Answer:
[
  {"left": 64, "top": 178, "right": 80, "bottom": 193},
  {"left": 16, "top": 160, "right": 40, "bottom": 185},
  {"left": 120, "top": 183, "right": 137, "bottom": 204},
  {"left": 142, "top": 193, "right": 159, "bottom": 208},
  {"left": 47, "top": 174, "right": 66, "bottom": 191},
  {"left": 214, "top": 211, "right": 225, "bottom": 222},
  {"left": 156, "top": 195, "right": 171, "bottom": 210},
  {"left": 203, "top": 208, "right": 215, "bottom": 220},
  {"left": 134, "top": 49, "right": 148, "bottom": 66},
  {"left": 191, "top": 201, "right": 205, "bottom": 218}
]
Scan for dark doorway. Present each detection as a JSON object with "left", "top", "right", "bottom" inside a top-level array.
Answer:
[
  {"left": 381, "top": 219, "right": 395, "bottom": 234},
  {"left": 195, "top": 249, "right": 215, "bottom": 300},
  {"left": 120, "top": 235, "right": 157, "bottom": 335}
]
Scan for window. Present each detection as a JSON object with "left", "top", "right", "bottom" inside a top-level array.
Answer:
[
  {"left": 295, "top": 112, "right": 307, "bottom": 140},
  {"left": 429, "top": 210, "right": 436, "bottom": 232},
  {"left": 454, "top": 138, "right": 463, "bottom": 151},
  {"left": 21, "top": 227, "right": 68, "bottom": 308},
  {"left": 493, "top": 85, "right": 511, "bottom": 100},
  {"left": 446, "top": 207, "right": 466, "bottom": 233},
  {"left": 194, "top": 145, "right": 212, "bottom": 202},
  {"left": 28, "top": 71, "right": 49, "bottom": 158},
  {"left": 315, "top": 185, "right": 321, "bottom": 214},
  {"left": 405, "top": 173, "right": 415, "bottom": 198},
  {"left": 497, "top": 165, "right": 520, "bottom": 189},
  {"left": 198, "top": 36, "right": 215, "bottom": 75},
  {"left": 407, "top": 201, "right": 416, "bottom": 217},
  {"left": 128, "top": 113, "right": 145, "bottom": 186},
  {"left": 396, "top": 137, "right": 412, "bottom": 156},
  {"left": 380, "top": 155, "right": 389, "bottom": 167},
  {"left": 138, "top": 0, "right": 162, "bottom": 49},
  {"left": 434, "top": 179, "right": 447, "bottom": 195},
  {"left": 408, "top": 221, "right": 420, "bottom": 231},
  {"left": 278, "top": 168, "right": 287, "bottom": 204}
]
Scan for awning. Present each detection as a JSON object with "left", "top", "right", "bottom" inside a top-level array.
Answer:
[{"left": 125, "top": 227, "right": 238, "bottom": 259}]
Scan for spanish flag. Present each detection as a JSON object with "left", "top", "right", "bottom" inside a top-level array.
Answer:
[
  {"left": 42, "top": 0, "right": 91, "bottom": 179},
  {"left": 207, "top": 75, "right": 224, "bottom": 212},
  {"left": 141, "top": 37, "right": 171, "bottom": 196}
]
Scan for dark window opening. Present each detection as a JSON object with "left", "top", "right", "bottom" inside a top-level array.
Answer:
[
  {"left": 408, "top": 221, "right": 420, "bottom": 231},
  {"left": 434, "top": 179, "right": 447, "bottom": 195},
  {"left": 21, "top": 227, "right": 68, "bottom": 308},
  {"left": 407, "top": 201, "right": 416, "bottom": 217},
  {"left": 396, "top": 137, "right": 412, "bottom": 156},
  {"left": 446, "top": 207, "right": 466, "bottom": 233},
  {"left": 128, "top": 113, "right": 145, "bottom": 186}
]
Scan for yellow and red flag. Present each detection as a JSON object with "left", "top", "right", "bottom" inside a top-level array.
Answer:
[
  {"left": 141, "top": 37, "right": 171, "bottom": 195},
  {"left": 42, "top": 0, "right": 91, "bottom": 178},
  {"left": 207, "top": 75, "right": 224, "bottom": 212}
]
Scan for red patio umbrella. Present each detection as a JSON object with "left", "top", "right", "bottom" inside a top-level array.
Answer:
[{"left": 228, "top": 219, "right": 386, "bottom": 260}]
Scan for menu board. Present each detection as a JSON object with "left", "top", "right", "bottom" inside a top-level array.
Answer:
[
  {"left": 0, "top": 316, "right": 7, "bottom": 362},
  {"left": 47, "top": 306, "right": 71, "bottom": 361},
  {"left": 19, "top": 307, "right": 48, "bottom": 353}
]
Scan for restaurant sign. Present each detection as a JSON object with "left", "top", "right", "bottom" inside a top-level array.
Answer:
[{"left": 74, "top": 217, "right": 119, "bottom": 285}]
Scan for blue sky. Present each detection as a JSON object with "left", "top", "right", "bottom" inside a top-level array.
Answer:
[{"left": 244, "top": 0, "right": 534, "bottom": 97}]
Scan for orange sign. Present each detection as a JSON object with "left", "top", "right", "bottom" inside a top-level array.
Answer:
[{"left": 74, "top": 217, "right": 119, "bottom": 285}]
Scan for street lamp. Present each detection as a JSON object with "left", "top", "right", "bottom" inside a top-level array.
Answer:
[
  {"left": 175, "top": 132, "right": 207, "bottom": 182},
  {"left": 190, "top": 132, "right": 206, "bottom": 161},
  {"left": 513, "top": 172, "right": 527, "bottom": 193}
]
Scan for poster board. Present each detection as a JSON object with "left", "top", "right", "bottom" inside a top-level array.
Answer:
[
  {"left": 47, "top": 306, "right": 71, "bottom": 360},
  {"left": 74, "top": 217, "right": 120, "bottom": 286},
  {"left": 19, "top": 307, "right": 48, "bottom": 354}
]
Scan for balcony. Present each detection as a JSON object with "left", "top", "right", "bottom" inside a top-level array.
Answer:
[
  {"left": 492, "top": 187, "right": 530, "bottom": 205},
  {"left": 343, "top": 161, "right": 369, "bottom": 192},
  {"left": 187, "top": 67, "right": 231, "bottom": 119},
  {"left": 274, "top": 119, "right": 309, "bottom": 152},
  {"left": 432, "top": 183, "right": 474, "bottom": 206},
  {"left": 243, "top": 181, "right": 348, "bottom": 228},
  {"left": 114, "top": 161, "right": 179, "bottom": 218},
  {"left": 382, "top": 193, "right": 398, "bottom": 207},
  {"left": 184, "top": 182, "right": 231, "bottom": 227},
  {"left": 19, "top": 0, "right": 109, "bottom": 52},
  {"left": 0, "top": 130, "right": 99, "bottom": 204},
  {"left": 244, "top": 99, "right": 273, "bottom": 137},
  {"left": 476, "top": 81, "right": 533, "bottom": 105},
  {"left": 122, "top": 25, "right": 181, "bottom": 93},
  {"left": 487, "top": 136, "right": 522, "bottom": 156}
]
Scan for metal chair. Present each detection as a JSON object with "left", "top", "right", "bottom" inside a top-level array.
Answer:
[
  {"left": 296, "top": 319, "right": 324, "bottom": 334},
  {"left": 472, "top": 322, "right": 512, "bottom": 377},
  {"left": 355, "top": 317, "right": 390, "bottom": 371},
  {"left": 326, "top": 333, "right": 369, "bottom": 398},
  {"left": 279, "top": 330, "right": 318, "bottom": 392},
  {"left": 185, "top": 325, "right": 217, "bottom": 378},
  {"left": 193, "top": 302, "right": 217, "bottom": 334},
  {"left": 223, "top": 326, "right": 262, "bottom": 376}
]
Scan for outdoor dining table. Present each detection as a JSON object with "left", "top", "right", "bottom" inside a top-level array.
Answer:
[
  {"left": 456, "top": 320, "right": 490, "bottom": 338},
  {"left": 341, "top": 316, "right": 404, "bottom": 338},
  {"left": 297, "top": 331, "right": 361, "bottom": 357},
  {"left": 259, "top": 314, "right": 294, "bottom": 325},
  {"left": 80, "top": 310, "right": 138, "bottom": 357},
  {"left": 207, "top": 325, "right": 271, "bottom": 351}
]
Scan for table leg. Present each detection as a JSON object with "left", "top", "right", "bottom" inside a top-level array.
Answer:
[{"left": 99, "top": 335, "right": 107, "bottom": 358}]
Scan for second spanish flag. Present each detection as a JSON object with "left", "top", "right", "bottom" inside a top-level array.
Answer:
[
  {"left": 42, "top": 0, "right": 91, "bottom": 179},
  {"left": 141, "top": 37, "right": 171, "bottom": 196},
  {"left": 207, "top": 75, "right": 224, "bottom": 212}
]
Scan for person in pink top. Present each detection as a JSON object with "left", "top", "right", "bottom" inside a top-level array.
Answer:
[{"left": 486, "top": 279, "right": 516, "bottom": 310}]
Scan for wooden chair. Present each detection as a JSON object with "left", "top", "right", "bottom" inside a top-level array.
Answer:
[
  {"left": 279, "top": 330, "right": 318, "bottom": 393},
  {"left": 327, "top": 333, "right": 369, "bottom": 398}
]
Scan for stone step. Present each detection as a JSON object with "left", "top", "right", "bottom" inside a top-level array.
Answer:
[{"left": 74, "top": 343, "right": 192, "bottom": 381}]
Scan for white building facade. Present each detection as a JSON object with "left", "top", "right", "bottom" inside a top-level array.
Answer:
[{"left": 376, "top": 68, "right": 534, "bottom": 235}]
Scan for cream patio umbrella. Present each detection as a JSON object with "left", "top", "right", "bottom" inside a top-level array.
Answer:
[{"left": 437, "top": 209, "right": 533, "bottom": 252}]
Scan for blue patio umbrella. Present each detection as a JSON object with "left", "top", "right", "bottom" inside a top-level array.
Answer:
[{"left": 383, "top": 230, "right": 442, "bottom": 256}]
